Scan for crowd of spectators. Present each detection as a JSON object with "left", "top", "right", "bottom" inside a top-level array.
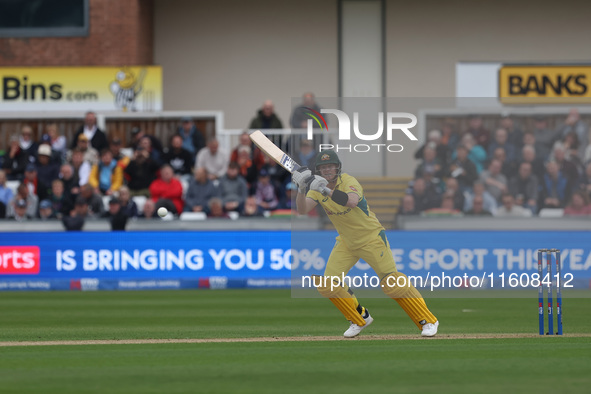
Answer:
[
  {"left": 4, "top": 101, "right": 588, "bottom": 230},
  {"left": 398, "top": 110, "right": 591, "bottom": 220},
  {"left": 0, "top": 98, "right": 322, "bottom": 229}
]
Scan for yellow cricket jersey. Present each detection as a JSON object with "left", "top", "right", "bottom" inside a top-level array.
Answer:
[{"left": 307, "top": 173, "right": 384, "bottom": 250}]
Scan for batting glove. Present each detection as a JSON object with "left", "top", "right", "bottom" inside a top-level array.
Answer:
[
  {"left": 292, "top": 167, "right": 313, "bottom": 193},
  {"left": 309, "top": 175, "right": 330, "bottom": 195}
]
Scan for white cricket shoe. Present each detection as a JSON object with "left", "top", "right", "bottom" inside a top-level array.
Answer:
[
  {"left": 421, "top": 320, "right": 439, "bottom": 337},
  {"left": 343, "top": 314, "right": 374, "bottom": 338}
]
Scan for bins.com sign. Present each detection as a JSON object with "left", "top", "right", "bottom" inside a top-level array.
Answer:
[{"left": 0, "top": 66, "right": 163, "bottom": 111}]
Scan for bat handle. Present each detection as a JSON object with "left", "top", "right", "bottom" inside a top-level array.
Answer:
[{"left": 321, "top": 187, "right": 331, "bottom": 196}]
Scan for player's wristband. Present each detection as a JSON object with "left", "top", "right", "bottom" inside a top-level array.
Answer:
[{"left": 331, "top": 189, "right": 348, "bottom": 206}]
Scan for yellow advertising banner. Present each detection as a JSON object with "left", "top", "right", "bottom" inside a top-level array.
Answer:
[
  {"left": 0, "top": 66, "right": 162, "bottom": 111},
  {"left": 499, "top": 65, "right": 591, "bottom": 104}
]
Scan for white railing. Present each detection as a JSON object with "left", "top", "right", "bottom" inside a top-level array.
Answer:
[{"left": 217, "top": 128, "right": 332, "bottom": 157}]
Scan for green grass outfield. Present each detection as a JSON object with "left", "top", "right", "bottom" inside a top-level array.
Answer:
[{"left": 1, "top": 289, "right": 590, "bottom": 393}]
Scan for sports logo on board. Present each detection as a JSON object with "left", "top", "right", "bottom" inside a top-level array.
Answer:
[{"left": 0, "top": 246, "right": 40, "bottom": 274}]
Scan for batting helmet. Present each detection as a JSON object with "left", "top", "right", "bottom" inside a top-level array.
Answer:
[{"left": 314, "top": 149, "right": 342, "bottom": 178}]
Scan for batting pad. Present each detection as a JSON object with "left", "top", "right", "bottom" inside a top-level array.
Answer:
[
  {"left": 381, "top": 272, "right": 437, "bottom": 329},
  {"left": 316, "top": 276, "right": 366, "bottom": 327}
]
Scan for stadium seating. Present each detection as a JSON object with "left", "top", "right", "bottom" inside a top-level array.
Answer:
[
  {"left": 102, "top": 195, "right": 110, "bottom": 211},
  {"left": 132, "top": 196, "right": 147, "bottom": 212},
  {"left": 179, "top": 212, "right": 207, "bottom": 220},
  {"left": 538, "top": 208, "right": 564, "bottom": 218},
  {"left": 180, "top": 178, "right": 189, "bottom": 198},
  {"left": 6, "top": 180, "right": 19, "bottom": 195},
  {"left": 120, "top": 148, "right": 133, "bottom": 158}
]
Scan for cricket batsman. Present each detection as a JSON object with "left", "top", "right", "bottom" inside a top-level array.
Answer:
[{"left": 292, "top": 150, "right": 439, "bottom": 337}]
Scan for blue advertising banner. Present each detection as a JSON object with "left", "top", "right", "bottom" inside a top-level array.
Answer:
[
  {"left": 292, "top": 230, "right": 591, "bottom": 291},
  {"left": 0, "top": 230, "right": 590, "bottom": 290},
  {"left": 0, "top": 231, "right": 291, "bottom": 290}
]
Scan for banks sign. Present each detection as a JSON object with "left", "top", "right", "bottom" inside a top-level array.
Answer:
[{"left": 499, "top": 65, "right": 591, "bottom": 104}]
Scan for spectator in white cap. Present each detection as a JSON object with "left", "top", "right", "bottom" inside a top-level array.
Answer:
[{"left": 36, "top": 144, "right": 61, "bottom": 201}]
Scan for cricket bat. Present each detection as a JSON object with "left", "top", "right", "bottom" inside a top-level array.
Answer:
[
  {"left": 249, "top": 130, "right": 301, "bottom": 173},
  {"left": 249, "top": 130, "right": 330, "bottom": 195}
]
